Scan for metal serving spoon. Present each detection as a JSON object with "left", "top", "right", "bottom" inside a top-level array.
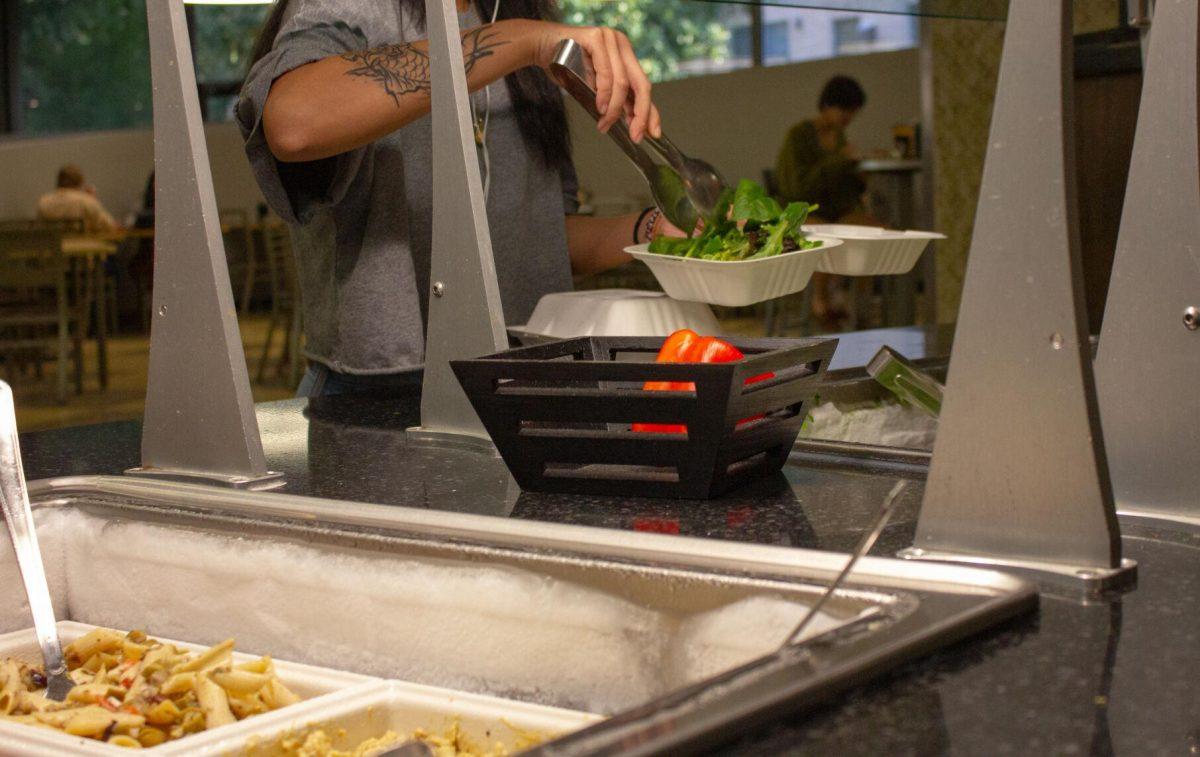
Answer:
[
  {"left": 0, "top": 381, "right": 73, "bottom": 701},
  {"left": 550, "top": 39, "right": 699, "bottom": 234}
]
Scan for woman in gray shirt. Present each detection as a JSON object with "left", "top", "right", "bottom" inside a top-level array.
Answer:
[{"left": 239, "top": 0, "right": 679, "bottom": 396}]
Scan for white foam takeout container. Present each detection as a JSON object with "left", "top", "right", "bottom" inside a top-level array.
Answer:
[
  {"left": 513, "top": 289, "right": 722, "bottom": 341},
  {"left": 625, "top": 237, "right": 841, "bottom": 307},
  {"left": 803, "top": 224, "right": 945, "bottom": 276},
  {"left": 0, "top": 623, "right": 596, "bottom": 756}
]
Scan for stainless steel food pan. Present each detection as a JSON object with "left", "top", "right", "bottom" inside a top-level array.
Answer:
[{"left": 3, "top": 475, "right": 1034, "bottom": 753}]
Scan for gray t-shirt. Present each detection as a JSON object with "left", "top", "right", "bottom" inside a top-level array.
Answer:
[{"left": 238, "top": 1, "right": 577, "bottom": 374}]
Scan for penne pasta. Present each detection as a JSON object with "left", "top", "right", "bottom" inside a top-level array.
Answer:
[
  {"left": 176, "top": 640, "right": 234, "bottom": 674},
  {"left": 195, "top": 674, "right": 236, "bottom": 728},
  {"left": 64, "top": 628, "right": 125, "bottom": 664},
  {"left": 210, "top": 669, "right": 271, "bottom": 695},
  {"left": 235, "top": 655, "right": 273, "bottom": 675},
  {"left": 160, "top": 671, "right": 196, "bottom": 696},
  {"left": 260, "top": 677, "right": 301, "bottom": 709}
]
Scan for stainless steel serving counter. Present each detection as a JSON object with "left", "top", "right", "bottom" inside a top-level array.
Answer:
[{"left": 12, "top": 326, "right": 1200, "bottom": 754}]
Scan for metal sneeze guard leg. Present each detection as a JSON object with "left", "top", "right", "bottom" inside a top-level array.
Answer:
[
  {"left": 899, "top": 0, "right": 1134, "bottom": 593},
  {"left": 1095, "top": 0, "right": 1200, "bottom": 530},
  {"left": 409, "top": 0, "right": 509, "bottom": 450},
  {"left": 128, "top": 0, "right": 281, "bottom": 490}
]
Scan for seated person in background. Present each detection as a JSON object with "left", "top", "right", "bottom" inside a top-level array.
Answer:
[
  {"left": 775, "top": 75, "right": 868, "bottom": 223},
  {"left": 775, "top": 76, "right": 876, "bottom": 329},
  {"left": 36, "top": 164, "right": 120, "bottom": 233}
]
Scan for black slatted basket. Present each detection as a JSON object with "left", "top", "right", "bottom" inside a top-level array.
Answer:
[{"left": 451, "top": 336, "right": 836, "bottom": 499}]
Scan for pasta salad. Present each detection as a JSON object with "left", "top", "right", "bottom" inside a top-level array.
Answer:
[{"left": 0, "top": 627, "right": 301, "bottom": 748}]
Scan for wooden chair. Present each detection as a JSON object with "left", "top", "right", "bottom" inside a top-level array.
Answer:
[
  {"left": 33, "top": 218, "right": 86, "bottom": 234},
  {"left": 219, "top": 208, "right": 268, "bottom": 314},
  {"left": 0, "top": 218, "right": 87, "bottom": 233},
  {"left": 0, "top": 229, "right": 82, "bottom": 403},
  {"left": 256, "top": 223, "right": 303, "bottom": 386}
]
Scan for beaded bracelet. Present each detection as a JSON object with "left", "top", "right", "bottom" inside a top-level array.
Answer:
[
  {"left": 633, "top": 206, "right": 655, "bottom": 245},
  {"left": 640, "top": 208, "right": 662, "bottom": 244}
]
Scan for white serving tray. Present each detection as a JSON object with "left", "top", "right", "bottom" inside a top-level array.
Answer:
[
  {"left": 516, "top": 289, "right": 721, "bottom": 339},
  {"left": 228, "top": 680, "right": 599, "bottom": 756},
  {"left": 626, "top": 237, "right": 840, "bottom": 307},
  {"left": 0, "top": 623, "right": 594, "bottom": 756},
  {"left": 804, "top": 224, "right": 944, "bottom": 276}
]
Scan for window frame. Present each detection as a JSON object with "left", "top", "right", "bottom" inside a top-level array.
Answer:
[{"left": 2, "top": 0, "right": 17, "bottom": 133}]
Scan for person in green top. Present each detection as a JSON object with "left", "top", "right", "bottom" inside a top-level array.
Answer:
[
  {"left": 775, "top": 75, "right": 867, "bottom": 220},
  {"left": 775, "top": 75, "right": 871, "bottom": 327}
]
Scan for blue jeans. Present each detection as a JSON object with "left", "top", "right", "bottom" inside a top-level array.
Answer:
[{"left": 296, "top": 363, "right": 424, "bottom": 398}]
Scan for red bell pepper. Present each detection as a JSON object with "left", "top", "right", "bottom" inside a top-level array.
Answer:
[
  {"left": 642, "top": 328, "right": 699, "bottom": 394},
  {"left": 633, "top": 329, "right": 699, "bottom": 433},
  {"left": 633, "top": 330, "right": 775, "bottom": 433}
]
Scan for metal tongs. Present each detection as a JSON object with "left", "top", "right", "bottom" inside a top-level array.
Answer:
[
  {"left": 522, "top": 482, "right": 907, "bottom": 756},
  {"left": 866, "top": 346, "right": 945, "bottom": 418},
  {"left": 550, "top": 39, "right": 728, "bottom": 234},
  {"left": 0, "top": 381, "right": 73, "bottom": 701},
  {"left": 782, "top": 480, "right": 907, "bottom": 647}
]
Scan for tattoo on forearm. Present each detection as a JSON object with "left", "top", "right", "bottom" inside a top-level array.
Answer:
[{"left": 340, "top": 26, "right": 508, "bottom": 105}]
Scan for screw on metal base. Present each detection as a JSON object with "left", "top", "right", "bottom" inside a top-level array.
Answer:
[{"left": 1184, "top": 306, "right": 1199, "bottom": 331}]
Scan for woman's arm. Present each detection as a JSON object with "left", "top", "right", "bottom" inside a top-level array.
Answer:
[
  {"left": 565, "top": 211, "right": 691, "bottom": 276},
  {"left": 564, "top": 214, "right": 638, "bottom": 276},
  {"left": 264, "top": 20, "right": 661, "bottom": 163}
]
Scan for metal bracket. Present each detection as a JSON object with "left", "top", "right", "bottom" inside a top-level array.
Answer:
[
  {"left": 899, "top": 548, "right": 1136, "bottom": 599},
  {"left": 131, "top": 0, "right": 281, "bottom": 488},
  {"left": 907, "top": 0, "right": 1132, "bottom": 585},
  {"left": 124, "top": 467, "right": 283, "bottom": 492},
  {"left": 1095, "top": 0, "right": 1200, "bottom": 527},
  {"left": 409, "top": 0, "right": 508, "bottom": 447}
]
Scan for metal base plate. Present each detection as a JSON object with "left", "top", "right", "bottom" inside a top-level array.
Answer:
[
  {"left": 405, "top": 427, "right": 499, "bottom": 456},
  {"left": 1118, "top": 507, "right": 1200, "bottom": 536},
  {"left": 125, "top": 467, "right": 285, "bottom": 491},
  {"left": 897, "top": 547, "right": 1136, "bottom": 599}
]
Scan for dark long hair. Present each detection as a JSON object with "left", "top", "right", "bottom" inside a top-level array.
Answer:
[{"left": 249, "top": 0, "right": 571, "bottom": 169}]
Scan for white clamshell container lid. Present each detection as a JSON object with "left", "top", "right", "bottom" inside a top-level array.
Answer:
[{"left": 520, "top": 289, "right": 722, "bottom": 338}]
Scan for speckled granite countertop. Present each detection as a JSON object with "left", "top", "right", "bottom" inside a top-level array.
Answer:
[{"left": 17, "top": 326, "right": 1200, "bottom": 755}]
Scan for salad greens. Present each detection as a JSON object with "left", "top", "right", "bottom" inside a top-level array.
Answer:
[{"left": 647, "top": 179, "right": 821, "bottom": 261}]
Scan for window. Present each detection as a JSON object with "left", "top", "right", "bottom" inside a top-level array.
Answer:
[
  {"left": 4, "top": 0, "right": 919, "bottom": 135},
  {"left": 761, "top": 6, "right": 918, "bottom": 67},
  {"left": 561, "top": 1, "right": 751, "bottom": 81},
  {"left": 834, "top": 16, "right": 880, "bottom": 55},
  {"left": 15, "top": 0, "right": 152, "bottom": 135},
  {"left": 762, "top": 20, "right": 790, "bottom": 63},
  {"left": 191, "top": 3, "right": 271, "bottom": 122}
]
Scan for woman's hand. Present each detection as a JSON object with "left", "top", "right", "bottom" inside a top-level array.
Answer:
[
  {"left": 528, "top": 22, "right": 661, "bottom": 143},
  {"left": 652, "top": 214, "right": 700, "bottom": 240}
]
